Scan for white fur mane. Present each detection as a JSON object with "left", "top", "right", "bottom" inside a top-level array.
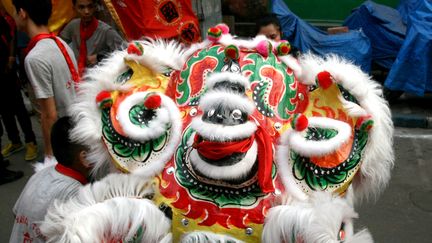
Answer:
[
  {"left": 41, "top": 174, "right": 169, "bottom": 242},
  {"left": 297, "top": 53, "right": 394, "bottom": 202}
]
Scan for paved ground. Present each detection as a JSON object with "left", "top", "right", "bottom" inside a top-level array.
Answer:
[{"left": 1, "top": 95, "right": 431, "bottom": 242}]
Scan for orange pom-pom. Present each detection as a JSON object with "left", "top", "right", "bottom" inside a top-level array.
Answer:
[
  {"left": 316, "top": 71, "right": 333, "bottom": 89},
  {"left": 144, "top": 94, "right": 162, "bottom": 109}
]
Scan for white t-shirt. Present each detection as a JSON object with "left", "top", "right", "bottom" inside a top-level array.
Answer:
[
  {"left": 9, "top": 166, "right": 83, "bottom": 243},
  {"left": 25, "top": 38, "right": 77, "bottom": 117}
]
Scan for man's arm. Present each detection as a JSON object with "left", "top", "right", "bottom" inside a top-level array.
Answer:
[{"left": 38, "top": 97, "right": 57, "bottom": 157}]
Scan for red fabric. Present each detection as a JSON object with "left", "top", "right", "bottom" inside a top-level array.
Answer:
[
  {"left": 254, "top": 125, "right": 275, "bottom": 193},
  {"left": 193, "top": 125, "right": 275, "bottom": 193},
  {"left": 105, "top": 0, "right": 200, "bottom": 43},
  {"left": 25, "top": 33, "right": 79, "bottom": 84},
  {"left": 193, "top": 135, "right": 254, "bottom": 160},
  {"left": 55, "top": 163, "right": 88, "bottom": 185},
  {"left": 78, "top": 17, "right": 99, "bottom": 76}
]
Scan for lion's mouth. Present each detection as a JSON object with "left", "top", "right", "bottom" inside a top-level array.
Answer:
[{"left": 188, "top": 133, "right": 258, "bottom": 181}]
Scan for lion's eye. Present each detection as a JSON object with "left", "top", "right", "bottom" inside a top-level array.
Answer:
[
  {"left": 207, "top": 109, "right": 215, "bottom": 117},
  {"left": 231, "top": 109, "right": 242, "bottom": 120}
]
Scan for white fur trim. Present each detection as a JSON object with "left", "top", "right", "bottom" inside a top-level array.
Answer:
[
  {"left": 205, "top": 72, "right": 250, "bottom": 90},
  {"left": 263, "top": 193, "right": 365, "bottom": 243},
  {"left": 279, "top": 55, "right": 302, "bottom": 78},
  {"left": 41, "top": 174, "right": 169, "bottom": 242},
  {"left": 276, "top": 141, "right": 308, "bottom": 202},
  {"left": 191, "top": 117, "right": 257, "bottom": 142},
  {"left": 181, "top": 39, "right": 212, "bottom": 63},
  {"left": 199, "top": 90, "right": 255, "bottom": 115},
  {"left": 338, "top": 95, "right": 368, "bottom": 117},
  {"left": 181, "top": 231, "right": 244, "bottom": 243},
  {"left": 127, "top": 38, "right": 185, "bottom": 72},
  {"left": 131, "top": 94, "right": 182, "bottom": 177},
  {"left": 32, "top": 156, "right": 57, "bottom": 173},
  {"left": 298, "top": 53, "right": 394, "bottom": 201},
  {"left": 281, "top": 117, "right": 352, "bottom": 157},
  {"left": 42, "top": 197, "right": 169, "bottom": 243},
  {"left": 70, "top": 51, "right": 131, "bottom": 178},
  {"left": 70, "top": 46, "right": 182, "bottom": 178},
  {"left": 117, "top": 92, "right": 171, "bottom": 142},
  {"left": 189, "top": 141, "right": 257, "bottom": 180}
]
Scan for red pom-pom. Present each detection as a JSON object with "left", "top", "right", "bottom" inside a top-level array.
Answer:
[
  {"left": 316, "top": 71, "right": 333, "bottom": 89},
  {"left": 291, "top": 113, "right": 308, "bottom": 131},
  {"left": 144, "top": 94, "right": 162, "bottom": 109},
  {"left": 95, "top": 91, "right": 112, "bottom": 109},
  {"left": 127, "top": 42, "right": 143, "bottom": 55}
]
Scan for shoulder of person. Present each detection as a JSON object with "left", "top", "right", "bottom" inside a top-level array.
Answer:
[
  {"left": 97, "top": 20, "right": 115, "bottom": 31},
  {"left": 66, "top": 18, "right": 81, "bottom": 27}
]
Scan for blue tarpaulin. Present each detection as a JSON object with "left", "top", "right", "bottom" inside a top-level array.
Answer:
[
  {"left": 344, "top": 1, "right": 406, "bottom": 69},
  {"left": 386, "top": 0, "right": 432, "bottom": 95},
  {"left": 271, "top": 0, "right": 372, "bottom": 72}
]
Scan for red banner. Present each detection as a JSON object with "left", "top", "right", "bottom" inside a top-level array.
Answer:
[{"left": 103, "top": 0, "right": 201, "bottom": 43}]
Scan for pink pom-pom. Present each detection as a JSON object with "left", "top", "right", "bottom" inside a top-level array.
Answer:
[
  {"left": 144, "top": 94, "right": 162, "bottom": 110},
  {"left": 216, "top": 23, "right": 230, "bottom": 34},
  {"left": 256, "top": 40, "right": 272, "bottom": 57},
  {"left": 316, "top": 71, "right": 333, "bottom": 89}
]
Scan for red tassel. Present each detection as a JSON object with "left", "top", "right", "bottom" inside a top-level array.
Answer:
[
  {"left": 144, "top": 94, "right": 162, "bottom": 109},
  {"left": 255, "top": 125, "right": 275, "bottom": 193}
]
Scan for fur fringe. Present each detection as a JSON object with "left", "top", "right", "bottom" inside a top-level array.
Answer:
[
  {"left": 41, "top": 173, "right": 169, "bottom": 243},
  {"left": 32, "top": 156, "right": 58, "bottom": 173},
  {"left": 129, "top": 38, "right": 186, "bottom": 72},
  {"left": 191, "top": 118, "right": 257, "bottom": 142},
  {"left": 262, "top": 193, "right": 371, "bottom": 243},
  {"left": 199, "top": 90, "right": 255, "bottom": 115},
  {"left": 189, "top": 141, "right": 257, "bottom": 180},
  {"left": 180, "top": 231, "right": 244, "bottom": 243},
  {"left": 298, "top": 53, "right": 394, "bottom": 202},
  {"left": 205, "top": 72, "right": 251, "bottom": 90}
]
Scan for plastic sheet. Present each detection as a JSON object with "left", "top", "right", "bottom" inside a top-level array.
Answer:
[
  {"left": 272, "top": 0, "right": 372, "bottom": 72},
  {"left": 344, "top": 1, "right": 406, "bottom": 69}
]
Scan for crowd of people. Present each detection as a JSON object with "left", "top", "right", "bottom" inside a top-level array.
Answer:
[
  {"left": 0, "top": 0, "right": 125, "bottom": 185},
  {"left": 1, "top": 0, "right": 292, "bottom": 241}
]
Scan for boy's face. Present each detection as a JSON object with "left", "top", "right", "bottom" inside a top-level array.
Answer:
[
  {"left": 258, "top": 23, "right": 282, "bottom": 41},
  {"left": 74, "top": 0, "right": 96, "bottom": 23}
]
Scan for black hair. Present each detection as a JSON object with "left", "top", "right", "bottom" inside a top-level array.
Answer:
[
  {"left": 255, "top": 14, "right": 282, "bottom": 35},
  {"left": 51, "top": 116, "right": 86, "bottom": 167},
  {"left": 72, "top": 0, "right": 98, "bottom": 6},
  {"left": 12, "top": 0, "right": 52, "bottom": 26}
]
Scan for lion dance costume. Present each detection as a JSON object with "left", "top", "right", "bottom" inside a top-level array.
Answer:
[{"left": 40, "top": 24, "right": 394, "bottom": 243}]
